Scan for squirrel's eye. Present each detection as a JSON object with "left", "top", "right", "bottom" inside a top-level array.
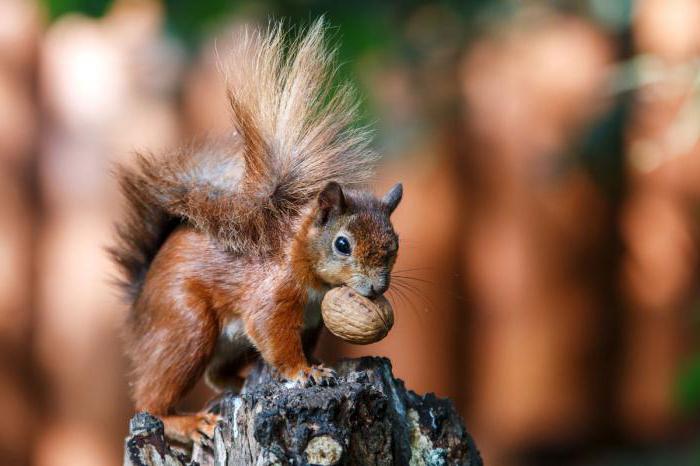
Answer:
[{"left": 334, "top": 236, "right": 352, "bottom": 255}]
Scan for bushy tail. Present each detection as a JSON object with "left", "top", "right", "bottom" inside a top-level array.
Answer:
[
  {"left": 226, "top": 18, "right": 375, "bottom": 207},
  {"left": 110, "top": 19, "right": 376, "bottom": 301},
  {"left": 108, "top": 155, "right": 180, "bottom": 302}
]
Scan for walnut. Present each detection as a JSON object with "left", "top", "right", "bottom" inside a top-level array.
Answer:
[{"left": 321, "top": 286, "right": 394, "bottom": 344}]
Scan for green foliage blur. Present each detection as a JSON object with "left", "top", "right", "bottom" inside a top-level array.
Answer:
[
  {"left": 42, "top": 0, "right": 111, "bottom": 18},
  {"left": 42, "top": 0, "right": 478, "bottom": 43},
  {"left": 677, "top": 304, "right": 700, "bottom": 414}
]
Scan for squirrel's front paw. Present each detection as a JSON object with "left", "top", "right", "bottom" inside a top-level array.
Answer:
[{"left": 284, "top": 364, "right": 337, "bottom": 388}]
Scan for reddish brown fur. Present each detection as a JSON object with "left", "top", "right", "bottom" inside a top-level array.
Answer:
[
  {"left": 111, "top": 20, "right": 403, "bottom": 444},
  {"left": 122, "top": 182, "right": 401, "bottom": 442}
]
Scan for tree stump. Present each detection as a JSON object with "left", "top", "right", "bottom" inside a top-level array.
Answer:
[{"left": 124, "top": 357, "right": 482, "bottom": 465}]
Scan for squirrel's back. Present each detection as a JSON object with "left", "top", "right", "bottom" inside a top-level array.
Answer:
[{"left": 109, "top": 19, "right": 376, "bottom": 303}]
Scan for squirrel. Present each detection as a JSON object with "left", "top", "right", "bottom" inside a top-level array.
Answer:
[{"left": 109, "top": 19, "right": 402, "bottom": 444}]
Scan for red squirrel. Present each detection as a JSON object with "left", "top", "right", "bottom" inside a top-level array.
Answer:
[{"left": 109, "top": 20, "right": 402, "bottom": 444}]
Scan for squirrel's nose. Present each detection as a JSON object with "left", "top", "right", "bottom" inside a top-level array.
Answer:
[{"left": 368, "top": 286, "right": 378, "bottom": 298}]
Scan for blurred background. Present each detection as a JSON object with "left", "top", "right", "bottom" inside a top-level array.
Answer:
[{"left": 1, "top": 0, "right": 699, "bottom": 465}]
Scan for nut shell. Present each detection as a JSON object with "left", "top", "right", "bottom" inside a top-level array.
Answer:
[{"left": 321, "top": 286, "right": 394, "bottom": 344}]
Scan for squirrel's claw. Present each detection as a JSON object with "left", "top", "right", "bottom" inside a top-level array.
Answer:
[
  {"left": 191, "top": 412, "right": 221, "bottom": 444},
  {"left": 314, "top": 366, "right": 338, "bottom": 387},
  {"left": 284, "top": 364, "right": 337, "bottom": 388}
]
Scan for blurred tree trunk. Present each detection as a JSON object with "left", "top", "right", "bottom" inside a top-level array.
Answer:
[
  {"left": 0, "top": 1, "right": 42, "bottom": 465},
  {"left": 618, "top": 0, "right": 700, "bottom": 438},
  {"left": 34, "top": 3, "right": 181, "bottom": 465},
  {"left": 457, "top": 11, "right": 615, "bottom": 462}
]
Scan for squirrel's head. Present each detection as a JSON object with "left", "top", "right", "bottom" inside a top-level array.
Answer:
[{"left": 306, "top": 181, "right": 402, "bottom": 298}]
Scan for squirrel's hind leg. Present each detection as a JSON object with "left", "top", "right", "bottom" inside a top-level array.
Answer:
[
  {"left": 128, "top": 291, "right": 221, "bottom": 444},
  {"left": 161, "top": 413, "right": 220, "bottom": 445}
]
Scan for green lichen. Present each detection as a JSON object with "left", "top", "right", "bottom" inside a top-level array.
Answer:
[{"left": 408, "top": 409, "right": 448, "bottom": 466}]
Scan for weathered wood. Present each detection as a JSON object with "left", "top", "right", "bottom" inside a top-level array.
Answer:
[{"left": 124, "top": 357, "right": 482, "bottom": 466}]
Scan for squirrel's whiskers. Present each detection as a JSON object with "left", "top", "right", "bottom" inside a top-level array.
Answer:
[{"left": 387, "top": 273, "right": 436, "bottom": 320}]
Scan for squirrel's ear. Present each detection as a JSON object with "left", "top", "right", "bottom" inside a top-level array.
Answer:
[
  {"left": 382, "top": 183, "right": 403, "bottom": 214},
  {"left": 317, "top": 181, "right": 346, "bottom": 223}
]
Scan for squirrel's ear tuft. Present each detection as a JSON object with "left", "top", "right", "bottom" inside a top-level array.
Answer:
[
  {"left": 318, "top": 181, "right": 346, "bottom": 223},
  {"left": 382, "top": 183, "right": 403, "bottom": 214}
]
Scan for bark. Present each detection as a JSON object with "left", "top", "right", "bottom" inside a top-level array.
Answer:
[{"left": 123, "top": 357, "right": 482, "bottom": 466}]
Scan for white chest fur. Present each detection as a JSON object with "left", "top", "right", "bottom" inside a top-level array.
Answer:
[{"left": 218, "top": 319, "right": 249, "bottom": 356}]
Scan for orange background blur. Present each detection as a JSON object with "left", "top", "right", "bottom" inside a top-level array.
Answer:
[{"left": 1, "top": 0, "right": 699, "bottom": 465}]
